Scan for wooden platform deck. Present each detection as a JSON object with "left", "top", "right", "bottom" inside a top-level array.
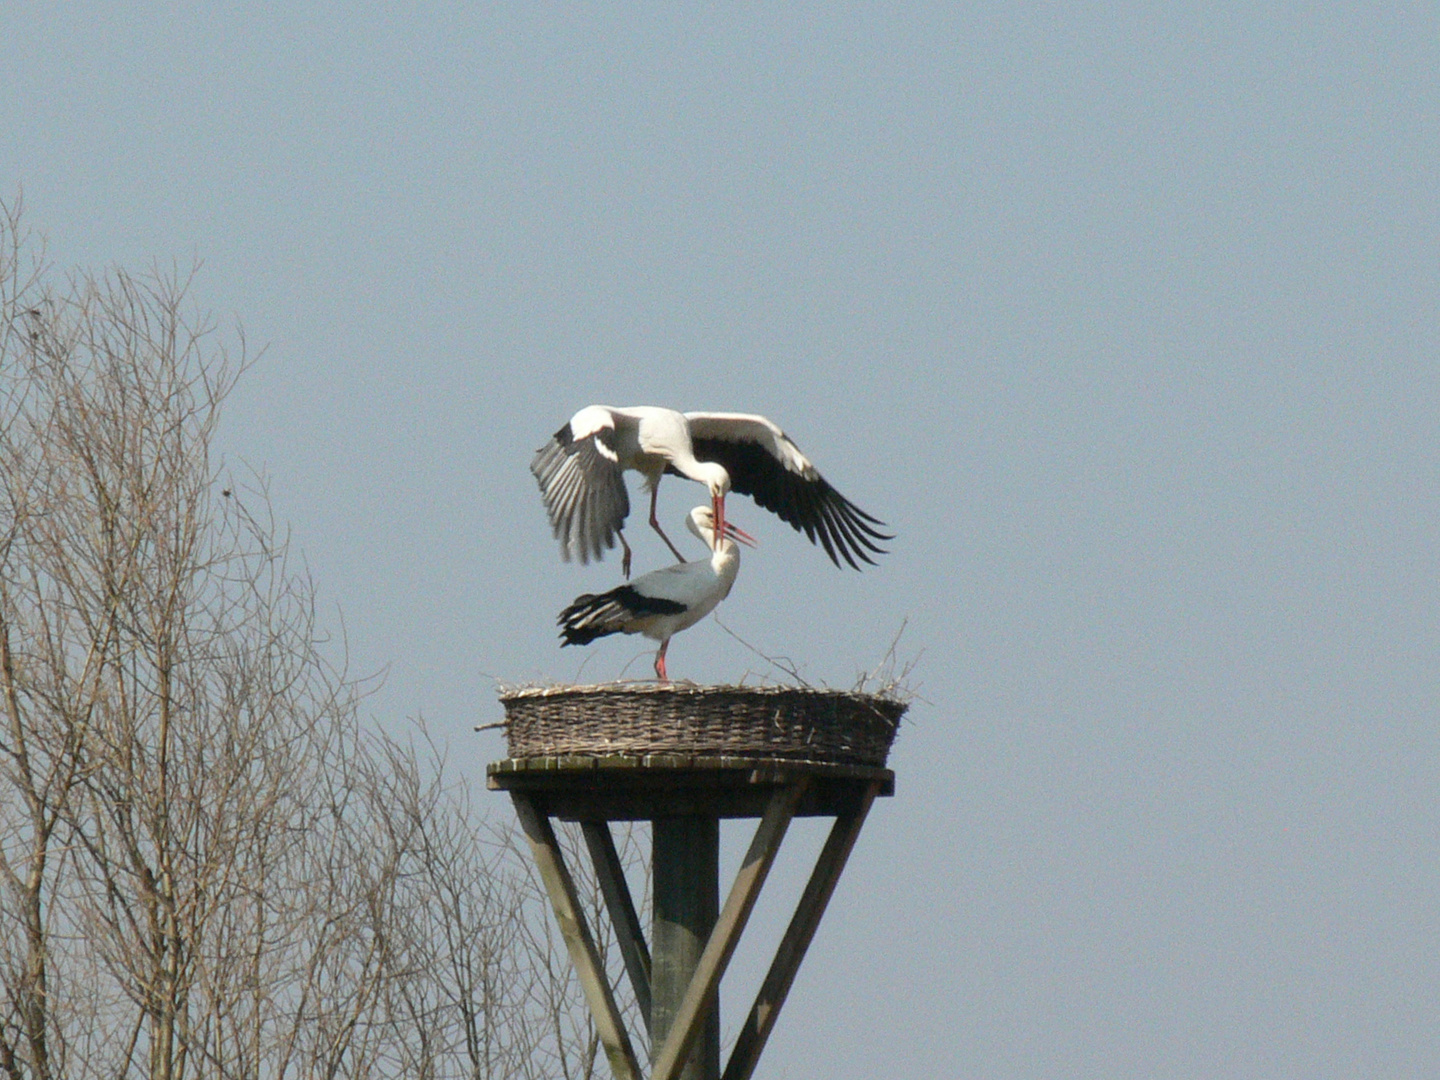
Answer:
[{"left": 487, "top": 753, "right": 894, "bottom": 820}]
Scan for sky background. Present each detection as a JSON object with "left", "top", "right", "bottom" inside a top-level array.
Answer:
[{"left": 4, "top": 4, "right": 1439, "bottom": 1077}]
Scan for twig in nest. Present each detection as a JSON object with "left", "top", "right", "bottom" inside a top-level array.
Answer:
[
  {"left": 711, "top": 615, "right": 815, "bottom": 688},
  {"left": 854, "top": 618, "right": 928, "bottom": 703}
]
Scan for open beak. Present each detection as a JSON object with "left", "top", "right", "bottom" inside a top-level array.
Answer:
[
  {"left": 721, "top": 519, "right": 757, "bottom": 548},
  {"left": 712, "top": 492, "right": 726, "bottom": 552}
]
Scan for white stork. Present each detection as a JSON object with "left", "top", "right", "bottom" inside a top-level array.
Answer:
[
  {"left": 531, "top": 405, "right": 890, "bottom": 577},
  {"left": 557, "top": 505, "right": 756, "bottom": 681}
]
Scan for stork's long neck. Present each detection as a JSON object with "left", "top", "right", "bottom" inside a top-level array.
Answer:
[
  {"left": 668, "top": 447, "right": 707, "bottom": 482},
  {"left": 690, "top": 519, "right": 737, "bottom": 570},
  {"left": 708, "top": 537, "right": 740, "bottom": 592}
]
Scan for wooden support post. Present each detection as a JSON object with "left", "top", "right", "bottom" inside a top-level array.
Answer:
[
  {"left": 651, "top": 780, "right": 809, "bottom": 1080},
  {"left": 490, "top": 749, "right": 894, "bottom": 1080},
  {"left": 509, "top": 793, "right": 643, "bottom": 1080},
  {"left": 721, "top": 781, "right": 881, "bottom": 1080},
  {"left": 582, "top": 820, "right": 653, "bottom": 1035},
  {"left": 651, "top": 816, "right": 720, "bottom": 1080}
]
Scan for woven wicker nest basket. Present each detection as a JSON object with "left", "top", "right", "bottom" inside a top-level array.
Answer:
[{"left": 499, "top": 683, "right": 906, "bottom": 768}]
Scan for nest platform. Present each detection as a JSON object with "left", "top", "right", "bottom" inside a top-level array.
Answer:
[
  {"left": 489, "top": 683, "right": 904, "bottom": 1080},
  {"left": 488, "top": 683, "right": 905, "bottom": 820}
]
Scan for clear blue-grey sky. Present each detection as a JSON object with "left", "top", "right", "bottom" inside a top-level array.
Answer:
[{"left": 5, "top": 4, "right": 1438, "bottom": 1077}]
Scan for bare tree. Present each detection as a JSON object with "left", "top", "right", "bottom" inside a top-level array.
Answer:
[
  {"left": 0, "top": 196, "right": 374, "bottom": 1079},
  {"left": 0, "top": 199, "right": 640, "bottom": 1080},
  {"left": 344, "top": 727, "right": 651, "bottom": 1080}
]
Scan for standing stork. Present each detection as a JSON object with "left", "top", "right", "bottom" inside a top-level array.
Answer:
[
  {"left": 531, "top": 405, "right": 891, "bottom": 577},
  {"left": 557, "top": 505, "right": 756, "bottom": 681}
]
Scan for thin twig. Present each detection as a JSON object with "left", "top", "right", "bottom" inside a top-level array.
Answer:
[{"left": 710, "top": 615, "right": 815, "bottom": 688}]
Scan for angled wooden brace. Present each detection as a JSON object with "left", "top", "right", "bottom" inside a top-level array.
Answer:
[
  {"left": 582, "top": 820, "right": 653, "bottom": 1035},
  {"left": 721, "top": 780, "right": 882, "bottom": 1080},
  {"left": 510, "top": 792, "right": 643, "bottom": 1080}
]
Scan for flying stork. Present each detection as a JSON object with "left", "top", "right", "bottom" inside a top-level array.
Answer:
[
  {"left": 531, "top": 405, "right": 891, "bottom": 577},
  {"left": 557, "top": 504, "right": 756, "bottom": 681}
]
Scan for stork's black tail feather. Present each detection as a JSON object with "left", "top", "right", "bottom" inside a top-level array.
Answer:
[{"left": 558, "top": 586, "right": 687, "bottom": 646}]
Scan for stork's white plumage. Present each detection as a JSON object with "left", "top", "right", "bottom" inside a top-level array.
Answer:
[
  {"left": 557, "top": 505, "right": 756, "bottom": 681},
  {"left": 531, "top": 405, "right": 890, "bottom": 576}
]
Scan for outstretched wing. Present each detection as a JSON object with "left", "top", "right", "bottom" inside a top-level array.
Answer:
[
  {"left": 682, "top": 412, "right": 892, "bottom": 569},
  {"left": 530, "top": 406, "right": 631, "bottom": 564}
]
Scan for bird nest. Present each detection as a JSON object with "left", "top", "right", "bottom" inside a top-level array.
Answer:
[{"left": 498, "top": 683, "right": 906, "bottom": 768}]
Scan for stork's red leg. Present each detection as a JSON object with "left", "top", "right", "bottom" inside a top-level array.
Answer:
[
  {"left": 654, "top": 640, "right": 670, "bottom": 682},
  {"left": 649, "top": 485, "right": 686, "bottom": 562},
  {"left": 619, "top": 530, "right": 633, "bottom": 579}
]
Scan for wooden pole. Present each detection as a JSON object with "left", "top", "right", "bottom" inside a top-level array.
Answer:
[
  {"left": 651, "top": 781, "right": 807, "bottom": 1080},
  {"left": 651, "top": 816, "right": 720, "bottom": 1080}
]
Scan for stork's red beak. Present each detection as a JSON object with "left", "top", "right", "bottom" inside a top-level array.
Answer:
[
  {"left": 721, "top": 519, "right": 757, "bottom": 548},
  {"left": 712, "top": 492, "right": 726, "bottom": 552}
]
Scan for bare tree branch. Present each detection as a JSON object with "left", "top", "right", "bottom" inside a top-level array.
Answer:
[{"left": 0, "top": 198, "right": 633, "bottom": 1080}]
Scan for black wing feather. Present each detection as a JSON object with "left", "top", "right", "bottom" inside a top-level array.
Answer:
[{"left": 688, "top": 436, "right": 892, "bottom": 569}]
